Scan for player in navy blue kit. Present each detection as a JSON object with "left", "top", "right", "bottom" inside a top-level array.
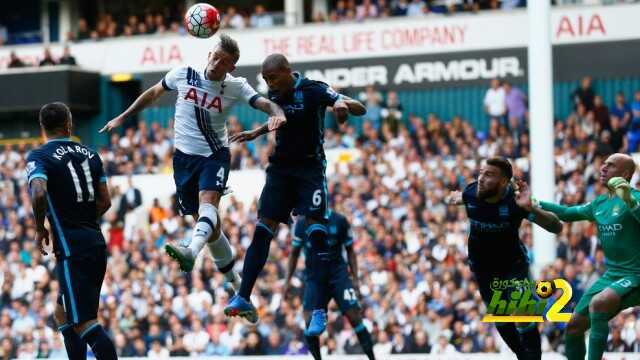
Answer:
[
  {"left": 225, "top": 53, "right": 366, "bottom": 325},
  {"left": 27, "top": 103, "right": 117, "bottom": 360},
  {"left": 285, "top": 210, "right": 375, "bottom": 360},
  {"left": 446, "top": 157, "right": 562, "bottom": 360}
]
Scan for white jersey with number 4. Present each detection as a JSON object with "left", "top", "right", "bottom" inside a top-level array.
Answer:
[{"left": 162, "top": 65, "right": 260, "bottom": 157}]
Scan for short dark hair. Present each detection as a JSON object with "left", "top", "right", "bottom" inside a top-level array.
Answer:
[
  {"left": 486, "top": 157, "right": 513, "bottom": 179},
  {"left": 218, "top": 34, "right": 240, "bottom": 62},
  {"left": 262, "top": 53, "right": 290, "bottom": 72},
  {"left": 39, "top": 102, "right": 71, "bottom": 133}
]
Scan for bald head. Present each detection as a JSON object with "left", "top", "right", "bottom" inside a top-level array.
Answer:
[
  {"left": 262, "top": 53, "right": 290, "bottom": 72},
  {"left": 611, "top": 153, "right": 636, "bottom": 178},
  {"left": 601, "top": 153, "right": 637, "bottom": 183}
]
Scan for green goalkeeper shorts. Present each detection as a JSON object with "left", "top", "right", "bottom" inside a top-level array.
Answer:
[{"left": 575, "top": 271, "right": 640, "bottom": 315}]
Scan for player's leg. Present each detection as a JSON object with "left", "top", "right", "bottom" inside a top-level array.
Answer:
[
  {"left": 474, "top": 269, "right": 525, "bottom": 356},
  {"left": 587, "top": 274, "right": 640, "bottom": 360},
  {"left": 295, "top": 163, "right": 331, "bottom": 320},
  {"left": 71, "top": 250, "right": 117, "bottom": 359},
  {"left": 303, "top": 283, "right": 323, "bottom": 360},
  {"left": 514, "top": 322, "right": 541, "bottom": 360},
  {"left": 225, "top": 165, "right": 293, "bottom": 321},
  {"left": 165, "top": 150, "right": 202, "bottom": 271},
  {"left": 510, "top": 266, "right": 541, "bottom": 360},
  {"left": 564, "top": 312, "right": 589, "bottom": 360},
  {"left": 331, "top": 272, "right": 375, "bottom": 359},
  {"left": 54, "top": 301, "right": 86, "bottom": 360}
]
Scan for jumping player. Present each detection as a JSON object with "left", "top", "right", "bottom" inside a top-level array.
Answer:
[
  {"left": 224, "top": 53, "right": 366, "bottom": 325},
  {"left": 446, "top": 157, "right": 562, "bottom": 360},
  {"left": 100, "top": 35, "right": 286, "bottom": 298},
  {"left": 285, "top": 210, "right": 375, "bottom": 360},
  {"left": 538, "top": 153, "right": 640, "bottom": 360},
  {"left": 28, "top": 102, "right": 117, "bottom": 359}
]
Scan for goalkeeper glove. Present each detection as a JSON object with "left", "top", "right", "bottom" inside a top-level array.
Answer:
[{"left": 607, "top": 177, "right": 637, "bottom": 208}]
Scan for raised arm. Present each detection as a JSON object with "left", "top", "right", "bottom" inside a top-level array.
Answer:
[
  {"left": 444, "top": 191, "right": 464, "bottom": 206},
  {"left": 29, "top": 178, "right": 50, "bottom": 255},
  {"left": 514, "top": 180, "right": 563, "bottom": 233},
  {"left": 100, "top": 82, "right": 166, "bottom": 132}
]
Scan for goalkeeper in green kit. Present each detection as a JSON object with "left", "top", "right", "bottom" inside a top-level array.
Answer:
[{"left": 537, "top": 153, "right": 640, "bottom": 360}]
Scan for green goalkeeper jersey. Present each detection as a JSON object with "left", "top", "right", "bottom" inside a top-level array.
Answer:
[{"left": 541, "top": 190, "right": 640, "bottom": 276}]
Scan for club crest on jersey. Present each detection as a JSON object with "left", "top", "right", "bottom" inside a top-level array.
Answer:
[
  {"left": 294, "top": 90, "right": 304, "bottom": 104},
  {"left": 499, "top": 205, "right": 509, "bottom": 218},
  {"left": 26, "top": 161, "right": 36, "bottom": 176},
  {"left": 184, "top": 87, "right": 222, "bottom": 113}
]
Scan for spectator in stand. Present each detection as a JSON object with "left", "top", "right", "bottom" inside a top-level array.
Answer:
[
  {"left": 76, "top": 18, "right": 91, "bottom": 40},
  {"left": 503, "top": 81, "right": 527, "bottom": 132},
  {"left": 592, "top": 95, "right": 610, "bottom": 132},
  {"left": 393, "top": 0, "right": 410, "bottom": 16},
  {"left": 223, "top": 6, "right": 246, "bottom": 29},
  {"left": 610, "top": 92, "right": 632, "bottom": 129},
  {"left": 250, "top": 5, "right": 274, "bottom": 28},
  {"left": 58, "top": 45, "right": 77, "bottom": 66},
  {"left": 430, "top": 335, "right": 457, "bottom": 355},
  {"left": 7, "top": 51, "right": 25, "bottom": 68},
  {"left": 359, "top": 85, "right": 384, "bottom": 131},
  {"left": 407, "top": 0, "right": 429, "bottom": 16},
  {"left": 381, "top": 91, "right": 404, "bottom": 135},
  {"left": 357, "top": 0, "right": 379, "bottom": 20},
  {"left": 571, "top": 76, "right": 595, "bottom": 111},
  {"left": 483, "top": 79, "right": 506, "bottom": 125},
  {"left": 38, "top": 48, "right": 56, "bottom": 66}
]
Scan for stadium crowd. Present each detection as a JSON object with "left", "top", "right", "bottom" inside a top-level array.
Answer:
[{"left": 0, "top": 79, "right": 639, "bottom": 358}]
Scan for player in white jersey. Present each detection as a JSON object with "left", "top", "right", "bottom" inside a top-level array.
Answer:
[{"left": 100, "top": 34, "right": 286, "bottom": 304}]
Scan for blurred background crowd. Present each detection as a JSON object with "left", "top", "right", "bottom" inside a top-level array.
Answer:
[{"left": 0, "top": 77, "right": 638, "bottom": 358}]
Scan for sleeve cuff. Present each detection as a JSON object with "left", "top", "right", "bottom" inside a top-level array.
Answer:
[
  {"left": 344, "top": 239, "right": 354, "bottom": 247},
  {"left": 100, "top": 176, "right": 108, "bottom": 183},
  {"left": 248, "top": 94, "right": 261, "bottom": 109},
  {"left": 28, "top": 173, "right": 48, "bottom": 184},
  {"left": 161, "top": 78, "right": 174, "bottom": 91},
  {"left": 292, "top": 238, "right": 302, "bottom": 248}
]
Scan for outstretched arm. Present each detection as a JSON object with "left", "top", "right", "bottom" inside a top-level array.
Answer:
[
  {"left": 100, "top": 82, "right": 166, "bottom": 132},
  {"left": 229, "top": 97, "right": 286, "bottom": 143},
  {"left": 333, "top": 95, "right": 366, "bottom": 125},
  {"left": 539, "top": 201, "right": 594, "bottom": 222}
]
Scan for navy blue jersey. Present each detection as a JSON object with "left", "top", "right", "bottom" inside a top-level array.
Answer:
[
  {"left": 26, "top": 139, "right": 107, "bottom": 258},
  {"left": 462, "top": 181, "right": 530, "bottom": 271},
  {"left": 268, "top": 73, "right": 340, "bottom": 164},
  {"left": 292, "top": 210, "right": 353, "bottom": 275}
]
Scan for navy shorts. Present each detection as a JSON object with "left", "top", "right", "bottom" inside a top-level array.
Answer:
[
  {"left": 472, "top": 260, "right": 533, "bottom": 307},
  {"left": 56, "top": 246, "right": 107, "bottom": 325},
  {"left": 303, "top": 265, "right": 361, "bottom": 313},
  {"left": 173, "top": 148, "right": 230, "bottom": 215},
  {"left": 258, "top": 160, "right": 328, "bottom": 224}
]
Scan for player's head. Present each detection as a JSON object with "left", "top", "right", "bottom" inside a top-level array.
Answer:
[
  {"left": 39, "top": 102, "right": 72, "bottom": 140},
  {"left": 477, "top": 157, "right": 512, "bottom": 200},
  {"left": 206, "top": 33, "right": 239, "bottom": 81},
  {"left": 600, "top": 153, "right": 636, "bottom": 183},
  {"left": 261, "top": 53, "right": 294, "bottom": 96}
]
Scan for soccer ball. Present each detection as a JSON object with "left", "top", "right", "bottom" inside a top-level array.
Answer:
[
  {"left": 184, "top": 3, "right": 220, "bottom": 38},
  {"left": 535, "top": 280, "right": 554, "bottom": 299}
]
